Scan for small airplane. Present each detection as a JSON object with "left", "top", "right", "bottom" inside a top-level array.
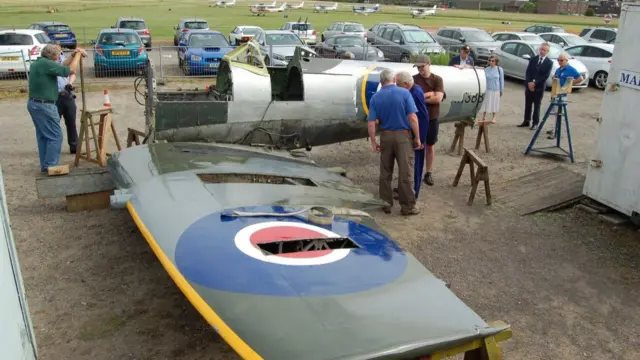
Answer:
[
  {"left": 410, "top": 5, "right": 438, "bottom": 18},
  {"left": 213, "top": 0, "right": 236, "bottom": 7},
  {"left": 249, "top": 2, "right": 286, "bottom": 15},
  {"left": 249, "top": 0, "right": 276, "bottom": 7},
  {"left": 285, "top": 1, "right": 304, "bottom": 10},
  {"left": 352, "top": 4, "right": 380, "bottom": 15},
  {"left": 313, "top": 2, "right": 338, "bottom": 13}
]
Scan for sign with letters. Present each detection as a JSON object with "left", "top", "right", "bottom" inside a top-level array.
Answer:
[{"left": 618, "top": 70, "right": 640, "bottom": 91}]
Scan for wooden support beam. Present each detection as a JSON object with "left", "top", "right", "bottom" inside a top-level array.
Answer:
[
  {"left": 474, "top": 122, "right": 490, "bottom": 153},
  {"left": 66, "top": 190, "right": 113, "bottom": 212},
  {"left": 47, "top": 164, "right": 69, "bottom": 176},
  {"left": 127, "top": 128, "right": 145, "bottom": 148},
  {"left": 452, "top": 148, "right": 491, "bottom": 206},
  {"left": 449, "top": 121, "right": 469, "bottom": 156},
  {"left": 35, "top": 166, "right": 115, "bottom": 199}
]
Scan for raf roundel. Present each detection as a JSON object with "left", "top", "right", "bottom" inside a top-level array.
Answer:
[
  {"left": 234, "top": 221, "right": 351, "bottom": 266},
  {"left": 174, "top": 206, "right": 409, "bottom": 297}
]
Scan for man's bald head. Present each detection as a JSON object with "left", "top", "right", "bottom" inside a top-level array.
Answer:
[{"left": 558, "top": 53, "right": 569, "bottom": 68}]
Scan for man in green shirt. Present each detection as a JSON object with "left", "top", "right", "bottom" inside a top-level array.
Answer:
[{"left": 27, "top": 43, "right": 85, "bottom": 172}]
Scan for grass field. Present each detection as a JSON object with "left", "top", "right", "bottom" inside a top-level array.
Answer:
[{"left": 0, "top": 0, "right": 619, "bottom": 44}]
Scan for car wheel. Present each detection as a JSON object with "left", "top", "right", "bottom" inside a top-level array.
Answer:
[
  {"left": 264, "top": 56, "right": 270, "bottom": 66},
  {"left": 182, "top": 61, "right": 189, "bottom": 75},
  {"left": 321, "top": 35, "right": 325, "bottom": 42},
  {"left": 173, "top": 37, "right": 178, "bottom": 46},
  {"left": 400, "top": 54, "right": 410, "bottom": 63},
  {"left": 594, "top": 71, "right": 608, "bottom": 90}
]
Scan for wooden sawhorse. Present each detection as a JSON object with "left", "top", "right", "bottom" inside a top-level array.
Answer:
[
  {"left": 74, "top": 107, "right": 122, "bottom": 167},
  {"left": 452, "top": 148, "right": 492, "bottom": 206},
  {"left": 450, "top": 121, "right": 491, "bottom": 155}
]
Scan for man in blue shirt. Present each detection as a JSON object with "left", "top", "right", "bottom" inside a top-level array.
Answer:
[
  {"left": 548, "top": 53, "right": 584, "bottom": 139},
  {"left": 367, "top": 68, "right": 422, "bottom": 216},
  {"left": 394, "top": 71, "right": 429, "bottom": 199},
  {"left": 55, "top": 44, "right": 79, "bottom": 154}
]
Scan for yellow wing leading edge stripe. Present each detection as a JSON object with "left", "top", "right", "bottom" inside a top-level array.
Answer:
[{"left": 126, "top": 201, "right": 263, "bottom": 360}]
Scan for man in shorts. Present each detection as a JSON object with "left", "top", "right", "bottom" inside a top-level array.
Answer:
[{"left": 412, "top": 54, "right": 445, "bottom": 186}]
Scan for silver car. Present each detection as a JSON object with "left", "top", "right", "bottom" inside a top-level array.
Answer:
[
  {"left": 173, "top": 18, "right": 209, "bottom": 46},
  {"left": 493, "top": 40, "right": 589, "bottom": 89},
  {"left": 112, "top": 17, "right": 151, "bottom": 48},
  {"left": 492, "top": 31, "right": 544, "bottom": 43},
  {"left": 253, "top": 30, "right": 317, "bottom": 66},
  {"left": 321, "top": 22, "right": 367, "bottom": 42},
  {"left": 539, "top": 32, "right": 588, "bottom": 48}
]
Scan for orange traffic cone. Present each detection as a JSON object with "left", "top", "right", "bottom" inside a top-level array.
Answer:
[{"left": 103, "top": 89, "right": 111, "bottom": 107}]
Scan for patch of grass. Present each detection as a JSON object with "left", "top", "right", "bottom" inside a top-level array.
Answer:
[{"left": 0, "top": 0, "right": 618, "bottom": 46}]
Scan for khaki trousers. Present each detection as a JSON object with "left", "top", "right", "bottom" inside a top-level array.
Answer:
[{"left": 379, "top": 130, "right": 416, "bottom": 211}]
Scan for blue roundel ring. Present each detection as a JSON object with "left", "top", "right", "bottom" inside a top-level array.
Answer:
[
  {"left": 356, "top": 66, "right": 387, "bottom": 119},
  {"left": 174, "top": 206, "right": 408, "bottom": 297}
]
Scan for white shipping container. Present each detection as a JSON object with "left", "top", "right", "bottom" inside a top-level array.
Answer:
[{"left": 583, "top": 3, "right": 640, "bottom": 220}]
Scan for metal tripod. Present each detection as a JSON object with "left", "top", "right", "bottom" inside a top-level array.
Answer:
[{"left": 524, "top": 93, "right": 575, "bottom": 163}]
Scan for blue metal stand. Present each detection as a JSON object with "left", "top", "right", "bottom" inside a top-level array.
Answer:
[{"left": 524, "top": 94, "right": 575, "bottom": 163}]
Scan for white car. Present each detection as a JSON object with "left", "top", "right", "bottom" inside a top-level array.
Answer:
[
  {"left": 280, "top": 22, "right": 316, "bottom": 45},
  {"left": 539, "top": 32, "right": 588, "bottom": 48},
  {"left": 229, "top": 25, "right": 262, "bottom": 46},
  {"left": 0, "top": 29, "right": 48, "bottom": 75},
  {"left": 565, "top": 43, "right": 613, "bottom": 90},
  {"left": 492, "top": 31, "right": 544, "bottom": 42}
]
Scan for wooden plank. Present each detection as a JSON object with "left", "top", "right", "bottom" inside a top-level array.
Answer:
[
  {"left": 47, "top": 164, "right": 69, "bottom": 176},
  {"left": 36, "top": 167, "right": 115, "bottom": 199},
  {"left": 66, "top": 190, "right": 113, "bottom": 212}
]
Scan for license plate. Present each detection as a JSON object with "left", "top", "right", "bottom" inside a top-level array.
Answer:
[
  {"left": 112, "top": 50, "right": 129, "bottom": 56},
  {"left": 208, "top": 63, "right": 218, "bottom": 68},
  {"left": 55, "top": 34, "right": 66, "bottom": 38},
  {"left": 0, "top": 57, "right": 18, "bottom": 61}
]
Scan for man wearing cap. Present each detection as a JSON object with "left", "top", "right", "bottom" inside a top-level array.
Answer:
[
  {"left": 412, "top": 54, "right": 445, "bottom": 187},
  {"left": 367, "top": 68, "right": 422, "bottom": 216},
  {"left": 448, "top": 45, "right": 474, "bottom": 68},
  {"left": 55, "top": 44, "right": 79, "bottom": 154}
]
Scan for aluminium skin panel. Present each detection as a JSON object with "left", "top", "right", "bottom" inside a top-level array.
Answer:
[{"left": 583, "top": 3, "right": 640, "bottom": 217}]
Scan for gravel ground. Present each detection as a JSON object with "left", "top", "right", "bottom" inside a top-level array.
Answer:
[{"left": 2, "top": 79, "right": 639, "bottom": 360}]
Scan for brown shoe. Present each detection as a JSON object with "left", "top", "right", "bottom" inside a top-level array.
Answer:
[{"left": 401, "top": 207, "right": 420, "bottom": 216}]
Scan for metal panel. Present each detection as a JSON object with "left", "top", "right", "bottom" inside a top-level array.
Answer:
[
  {"left": 0, "top": 164, "right": 38, "bottom": 360},
  {"left": 583, "top": 3, "right": 640, "bottom": 217}
]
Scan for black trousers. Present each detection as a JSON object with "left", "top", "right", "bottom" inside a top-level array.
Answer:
[
  {"left": 524, "top": 88, "right": 544, "bottom": 126},
  {"left": 56, "top": 93, "right": 78, "bottom": 152}
]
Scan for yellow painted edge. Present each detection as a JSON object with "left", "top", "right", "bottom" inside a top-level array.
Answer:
[
  {"left": 430, "top": 325, "right": 512, "bottom": 360},
  {"left": 360, "top": 65, "right": 378, "bottom": 117},
  {"left": 126, "top": 201, "right": 263, "bottom": 360}
]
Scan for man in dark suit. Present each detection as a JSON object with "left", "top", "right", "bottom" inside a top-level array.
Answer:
[{"left": 519, "top": 42, "right": 553, "bottom": 130}]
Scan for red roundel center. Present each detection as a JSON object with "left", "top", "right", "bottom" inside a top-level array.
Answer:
[{"left": 250, "top": 226, "right": 332, "bottom": 258}]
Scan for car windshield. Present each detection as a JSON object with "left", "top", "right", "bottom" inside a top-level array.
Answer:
[
  {"left": 266, "top": 33, "right": 303, "bottom": 45},
  {"left": 462, "top": 30, "right": 495, "bottom": 42},
  {"left": 335, "top": 36, "right": 364, "bottom": 47},
  {"left": 403, "top": 30, "right": 435, "bottom": 43},
  {"left": 521, "top": 34, "right": 542, "bottom": 41},
  {"left": 0, "top": 33, "right": 33, "bottom": 46},
  {"left": 292, "top": 24, "right": 314, "bottom": 31},
  {"left": 564, "top": 34, "right": 588, "bottom": 46},
  {"left": 119, "top": 21, "right": 146, "bottom": 30},
  {"left": 189, "top": 33, "right": 229, "bottom": 47},
  {"left": 185, "top": 22, "right": 208, "bottom": 29},
  {"left": 98, "top": 33, "right": 141, "bottom": 45},
  {"left": 344, "top": 24, "right": 365, "bottom": 32},
  {"left": 44, "top": 25, "right": 71, "bottom": 32},
  {"left": 241, "top": 27, "right": 261, "bottom": 35},
  {"left": 534, "top": 43, "right": 562, "bottom": 58}
]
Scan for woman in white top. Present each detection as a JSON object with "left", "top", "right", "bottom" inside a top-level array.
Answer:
[{"left": 479, "top": 54, "right": 504, "bottom": 123}]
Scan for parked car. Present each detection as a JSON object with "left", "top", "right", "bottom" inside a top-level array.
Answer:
[
  {"left": 373, "top": 23, "right": 444, "bottom": 63},
  {"left": 177, "top": 30, "right": 234, "bottom": 75},
  {"left": 27, "top": 21, "right": 77, "bottom": 49},
  {"left": 0, "top": 29, "right": 48, "bottom": 76},
  {"left": 280, "top": 21, "right": 316, "bottom": 45},
  {"left": 565, "top": 43, "right": 614, "bottom": 90},
  {"left": 579, "top": 27, "right": 617, "bottom": 44},
  {"left": 315, "top": 34, "right": 384, "bottom": 60},
  {"left": 252, "top": 30, "right": 316, "bottom": 66},
  {"left": 112, "top": 17, "right": 151, "bottom": 48},
  {"left": 90, "top": 29, "right": 148, "bottom": 77},
  {"left": 321, "top": 22, "right": 367, "bottom": 42},
  {"left": 433, "top": 27, "right": 498, "bottom": 65},
  {"left": 523, "top": 24, "right": 565, "bottom": 34},
  {"left": 493, "top": 40, "right": 589, "bottom": 90},
  {"left": 492, "top": 31, "right": 543, "bottom": 42},
  {"left": 229, "top": 25, "right": 262, "bottom": 46},
  {"left": 173, "top": 18, "right": 209, "bottom": 46},
  {"left": 539, "top": 32, "right": 588, "bottom": 48},
  {"left": 366, "top": 22, "right": 399, "bottom": 44}
]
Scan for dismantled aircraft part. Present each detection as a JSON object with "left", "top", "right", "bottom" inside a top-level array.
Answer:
[
  {"left": 109, "top": 141, "right": 512, "bottom": 360},
  {"left": 147, "top": 41, "right": 487, "bottom": 150}
]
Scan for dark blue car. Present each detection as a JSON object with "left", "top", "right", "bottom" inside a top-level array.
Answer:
[
  {"left": 28, "top": 22, "right": 76, "bottom": 49},
  {"left": 177, "top": 30, "right": 234, "bottom": 75}
]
